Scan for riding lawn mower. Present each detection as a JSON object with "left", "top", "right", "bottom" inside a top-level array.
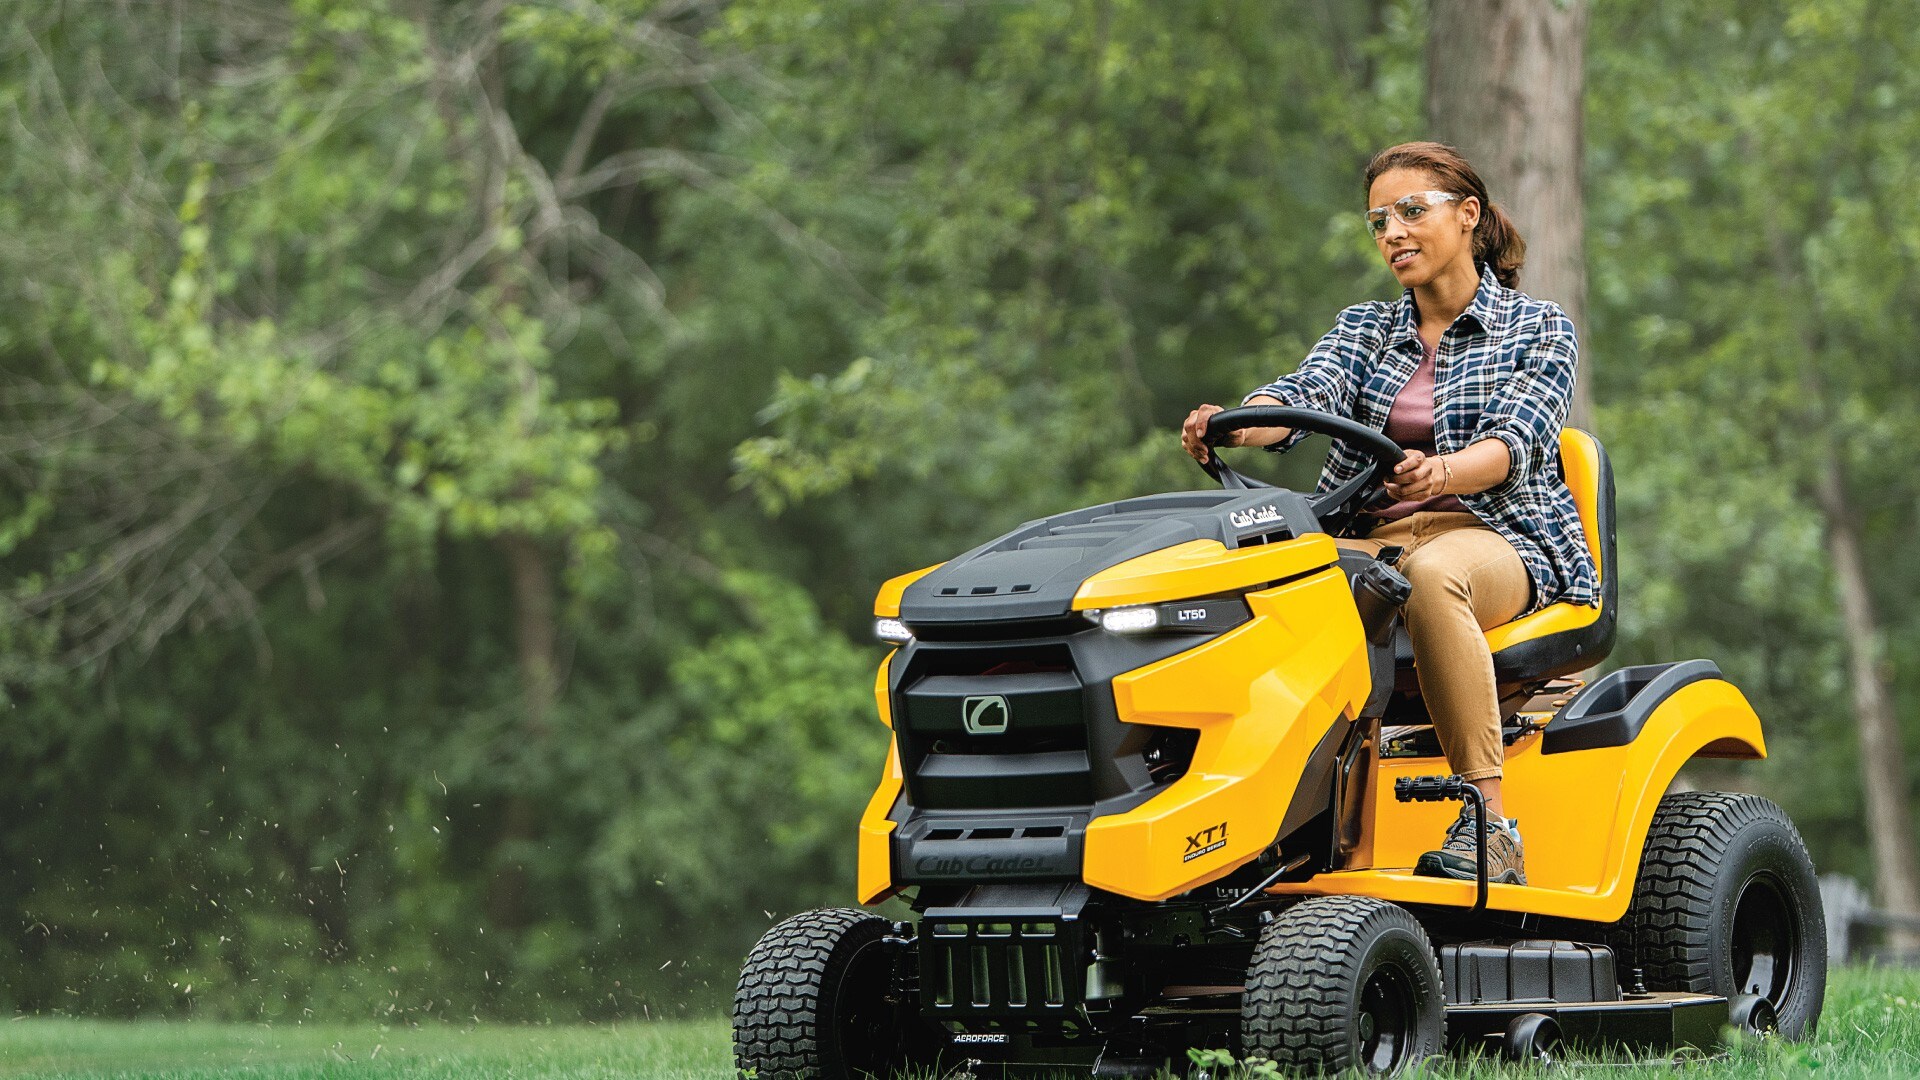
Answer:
[{"left": 732, "top": 406, "right": 1826, "bottom": 1076}]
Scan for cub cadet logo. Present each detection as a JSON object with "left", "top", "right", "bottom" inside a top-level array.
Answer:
[
  {"left": 914, "top": 854, "right": 1048, "bottom": 876},
  {"left": 1229, "top": 504, "right": 1282, "bottom": 529},
  {"left": 963, "top": 695, "right": 1010, "bottom": 735},
  {"left": 1183, "top": 822, "right": 1229, "bottom": 863}
]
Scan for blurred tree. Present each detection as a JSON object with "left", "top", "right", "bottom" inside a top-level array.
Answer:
[
  {"left": 732, "top": 0, "right": 1424, "bottom": 530},
  {"left": 1428, "top": 0, "right": 1592, "bottom": 428},
  {"left": 0, "top": 0, "right": 869, "bottom": 1015}
]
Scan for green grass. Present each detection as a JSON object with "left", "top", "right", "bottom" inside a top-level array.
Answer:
[
  {"left": 0, "top": 1018, "right": 730, "bottom": 1079},
  {"left": 3, "top": 967, "right": 1918, "bottom": 1079}
]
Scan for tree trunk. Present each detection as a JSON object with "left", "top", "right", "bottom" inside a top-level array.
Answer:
[
  {"left": 1326, "top": 0, "right": 1395, "bottom": 92},
  {"left": 489, "top": 531, "right": 558, "bottom": 931},
  {"left": 1813, "top": 451, "right": 1920, "bottom": 950},
  {"left": 1426, "top": 0, "right": 1593, "bottom": 430}
]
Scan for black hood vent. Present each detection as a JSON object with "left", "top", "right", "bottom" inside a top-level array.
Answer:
[{"left": 899, "top": 490, "right": 1318, "bottom": 624}]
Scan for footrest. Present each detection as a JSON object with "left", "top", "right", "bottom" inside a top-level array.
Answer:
[
  {"left": 1260, "top": 870, "right": 1620, "bottom": 922},
  {"left": 1395, "top": 774, "right": 1470, "bottom": 802}
]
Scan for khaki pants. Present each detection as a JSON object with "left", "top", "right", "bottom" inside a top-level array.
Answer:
[{"left": 1337, "top": 511, "right": 1531, "bottom": 781}]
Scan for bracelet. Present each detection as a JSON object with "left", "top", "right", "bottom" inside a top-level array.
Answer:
[{"left": 1438, "top": 455, "right": 1454, "bottom": 495}]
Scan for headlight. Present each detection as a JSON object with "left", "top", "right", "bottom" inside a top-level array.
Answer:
[
  {"left": 1098, "top": 606, "right": 1161, "bottom": 634},
  {"left": 874, "top": 617, "right": 915, "bottom": 645},
  {"left": 1095, "top": 598, "right": 1252, "bottom": 635}
]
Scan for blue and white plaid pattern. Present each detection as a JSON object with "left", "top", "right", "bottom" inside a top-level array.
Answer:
[{"left": 1245, "top": 266, "right": 1599, "bottom": 614}]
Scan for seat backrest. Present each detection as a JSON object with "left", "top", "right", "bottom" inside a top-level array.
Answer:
[
  {"left": 1485, "top": 427, "right": 1618, "bottom": 682},
  {"left": 1561, "top": 428, "right": 1610, "bottom": 594}
]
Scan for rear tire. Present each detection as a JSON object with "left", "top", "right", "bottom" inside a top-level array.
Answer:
[
  {"left": 733, "top": 907, "right": 920, "bottom": 1080},
  {"left": 1241, "top": 896, "right": 1445, "bottom": 1076},
  {"left": 1622, "top": 791, "right": 1827, "bottom": 1039}
]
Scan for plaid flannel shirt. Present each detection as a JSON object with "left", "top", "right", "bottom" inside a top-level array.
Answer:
[{"left": 1244, "top": 265, "right": 1599, "bottom": 615}]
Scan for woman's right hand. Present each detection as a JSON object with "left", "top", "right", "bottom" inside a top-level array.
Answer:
[
  {"left": 1181, "top": 404, "right": 1238, "bottom": 463},
  {"left": 1182, "top": 397, "right": 1289, "bottom": 462}
]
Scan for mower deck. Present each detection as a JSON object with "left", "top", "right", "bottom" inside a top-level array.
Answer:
[
  {"left": 1444, "top": 992, "right": 1728, "bottom": 1054},
  {"left": 912, "top": 989, "right": 1734, "bottom": 1077}
]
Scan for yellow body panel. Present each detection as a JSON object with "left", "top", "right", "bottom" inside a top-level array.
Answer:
[
  {"left": 1082, "top": 567, "right": 1371, "bottom": 901},
  {"left": 874, "top": 650, "right": 897, "bottom": 729},
  {"left": 1265, "top": 678, "right": 1765, "bottom": 920},
  {"left": 874, "top": 563, "right": 945, "bottom": 618},
  {"left": 858, "top": 653, "right": 906, "bottom": 903},
  {"left": 857, "top": 741, "right": 905, "bottom": 904},
  {"left": 1073, "top": 535, "right": 1340, "bottom": 611}
]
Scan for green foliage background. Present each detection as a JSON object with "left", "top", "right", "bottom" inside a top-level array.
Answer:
[{"left": 0, "top": 0, "right": 1909, "bottom": 1021}]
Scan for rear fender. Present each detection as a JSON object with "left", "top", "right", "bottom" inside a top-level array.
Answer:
[
  {"left": 1300, "top": 677, "right": 1766, "bottom": 921},
  {"left": 1584, "top": 678, "right": 1766, "bottom": 916}
]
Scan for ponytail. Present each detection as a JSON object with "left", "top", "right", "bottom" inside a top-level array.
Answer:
[
  {"left": 1475, "top": 201, "right": 1526, "bottom": 290},
  {"left": 1364, "top": 141, "right": 1526, "bottom": 290}
]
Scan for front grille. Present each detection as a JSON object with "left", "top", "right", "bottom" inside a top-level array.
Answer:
[
  {"left": 919, "top": 917, "right": 1086, "bottom": 1019},
  {"left": 886, "top": 628, "right": 1211, "bottom": 863},
  {"left": 897, "top": 644, "right": 1091, "bottom": 810}
]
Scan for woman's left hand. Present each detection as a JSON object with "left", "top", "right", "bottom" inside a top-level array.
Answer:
[{"left": 1384, "top": 449, "right": 1448, "bottom": 501}]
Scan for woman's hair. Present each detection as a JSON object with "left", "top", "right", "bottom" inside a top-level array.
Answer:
[{"left": 1364, "top": 141, "right": 1525, "bottom": 289}]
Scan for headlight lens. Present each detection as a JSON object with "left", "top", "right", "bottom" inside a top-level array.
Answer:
[
  {"left": 1098, "top": 606, "right": 1161, "bottom": 634},
  {"left": 874, "top": 617, "right": 915, "bottom": 645}
]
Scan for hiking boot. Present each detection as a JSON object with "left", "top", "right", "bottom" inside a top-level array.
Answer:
[{"left": 1414, "top": 804, "right": 1526, "bottom": 885}]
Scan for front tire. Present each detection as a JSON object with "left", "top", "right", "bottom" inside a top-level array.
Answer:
[
  {"left": 1622, "top": 791, "right": 1827, "bottom": 1039},
  {"left": 1241, "top": 896, "right": 1446, "bottom": 1076},
  {"left": 733, "top": 908, "right": 918, "bottom": 1080}
]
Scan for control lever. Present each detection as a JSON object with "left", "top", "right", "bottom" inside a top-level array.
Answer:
[{"left": 1352, "top": 561, "right": 1412, "bottom": 647}]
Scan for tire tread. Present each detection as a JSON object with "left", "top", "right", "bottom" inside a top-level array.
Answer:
[
  {"left": 1624, "top": 790, "right": 1826, "bottom": 1038},
  {"left": 1629, "top": 792, "right": 1784, "bottom": 987},
  {"left": 1242, "top": 895, "right": 1444, "bottom": 1073},
  {"left": 733, "top": 907, "right": 887, "bottom": 1079}
]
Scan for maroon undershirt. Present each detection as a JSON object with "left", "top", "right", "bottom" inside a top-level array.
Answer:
[{"left": 1374, "top": 337, "right": 1468, "bottom": 521}]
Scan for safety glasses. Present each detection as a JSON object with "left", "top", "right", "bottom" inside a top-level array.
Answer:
[{"left": 1365, "top": 190, "right": 1462, "bottom": 237}]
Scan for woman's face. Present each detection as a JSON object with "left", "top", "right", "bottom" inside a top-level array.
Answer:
[{"left": 1367, "top": 167, "right": 1479, "bottom": 289}]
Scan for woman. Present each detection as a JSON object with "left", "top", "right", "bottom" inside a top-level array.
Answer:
[{"left": 1179, "top": 142, "right": 1599, "bottom": 886}]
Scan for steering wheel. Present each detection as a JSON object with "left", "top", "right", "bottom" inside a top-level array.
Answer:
[{"left": 1199, "top": 405, "right": 1408, "bottom": 531}]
